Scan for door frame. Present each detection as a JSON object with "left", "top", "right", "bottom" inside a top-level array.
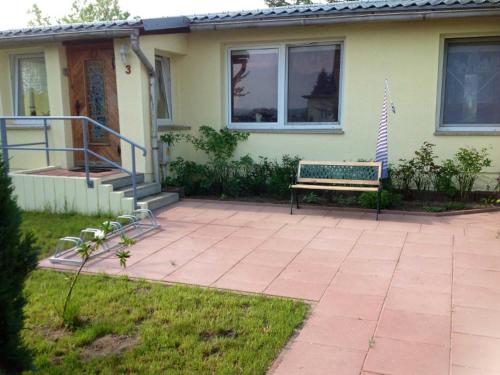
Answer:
[{"left": 65, "top": 39, "right": 122, "bottom": 167}]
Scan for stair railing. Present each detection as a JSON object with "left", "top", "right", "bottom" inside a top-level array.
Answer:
[{"left": 0, "top": 116, "right": 147, "bottom": 209}]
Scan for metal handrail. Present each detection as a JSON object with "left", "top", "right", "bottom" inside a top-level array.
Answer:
[{"left": 0, "top": 116, "right": 147, "bottom": 209}]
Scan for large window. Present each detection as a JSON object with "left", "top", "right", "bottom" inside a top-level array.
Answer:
[
  {"left": 441, "top": 38, "right": 500, "bottom": 130},
  {"left": 155, "top": 55, "right": 173, "bottom": 125},
  {"left": 13, "top": 54, "right": 50, "bottom": 117},
  {"left": 228, "top": 42, "right": 342, "bottom": 129}
]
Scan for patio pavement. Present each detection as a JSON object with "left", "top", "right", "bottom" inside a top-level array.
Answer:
[{"left": 40, "top": 200, "right": 500, "bottom": 375}]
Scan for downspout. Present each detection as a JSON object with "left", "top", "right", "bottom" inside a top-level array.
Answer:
[{"left": 130, "top": 29, "right": 160, "bottom": 185}]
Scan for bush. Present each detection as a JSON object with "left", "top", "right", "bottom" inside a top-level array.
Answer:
[
  {"left": 443, "top": 147, "right": 492, "bottom": 201},
  {"left": 0, "top": 158, "right": 38, "bottom": 373},
  {"left": 358, "top": 190, "right": 401, "bottom": 209},
  {"left": 434, "top": 160, "right": 458, "bottom": 199}
]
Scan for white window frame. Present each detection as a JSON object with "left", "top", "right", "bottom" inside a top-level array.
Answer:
[
  {"left": 155, "top": 55, "right": 173, "bottom": 126},
  {"left": 226, "top": 41, "right": 344, "bottom": 131},
  {"left": 10, "top": 53, "right": 49, "bottom": 126},
  {"left": 438, "top": 37, "right": 500, "bottom": 133}
]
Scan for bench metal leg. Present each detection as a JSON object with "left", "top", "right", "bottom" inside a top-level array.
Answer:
[
  {"left": 296, "top": 190, "right": 300, "bottom": 209},
  {"left": 290, "top": 189, "right": 294, "bottom": 215},
  {"left": 376, "top": 189, "right": 381, "bottom": 220}
]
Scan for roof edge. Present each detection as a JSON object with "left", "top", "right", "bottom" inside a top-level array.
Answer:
[{"left": 190, "top": 7, "right": 500, "bottom": 30}]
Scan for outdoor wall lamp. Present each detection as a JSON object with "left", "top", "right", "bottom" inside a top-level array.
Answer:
[{"left": 119, "top": 42, "right": 132, "bottom": 74}]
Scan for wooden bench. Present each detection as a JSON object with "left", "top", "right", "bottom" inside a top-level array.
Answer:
[{"left": 290, "top": 160, "right": 383, "bottom": 219}]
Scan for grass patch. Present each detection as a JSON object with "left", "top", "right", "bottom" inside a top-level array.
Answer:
[
  {"left": 20, "top": 211, "right": 112, "bottom": 260},
  {"left": 22, "top": 270, "right": 307, "bottom": 374}
]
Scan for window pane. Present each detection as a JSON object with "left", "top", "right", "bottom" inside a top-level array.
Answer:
[
  {"left": 231, "top": 49, "right": 278, "bottom": 123},
  {"left": 287, "top": 44, "right": 341, "bottom": 123},
  {"left": 155, "top": 57, "right": 171, "bottom": 120},
  {"left": 17, "top": 56, "right": 50, "bottom": 116},
  {"left": 85, "top": 60, "right": 108, "bottom": 143},
  {"left": 442, "top": 41, "right": 500, "bottom": 126}
]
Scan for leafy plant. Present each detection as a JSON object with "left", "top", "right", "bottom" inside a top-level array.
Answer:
[
  {"left": 410, "top": 142, "right": 440, "bottom": 193},
  {"left": 184, "top": 126, "right": 250, "bottom": 162},
  {"left": 391, "top": 159, "right": 415, "bottom": 195},
  {"left": 28, "top": 0, "right": 133, "bottom": 26},
  {"left": 444, "top": 147, "right": 492, "bottom": 201},
  {"left": 161, "top": 132, "right": 184, "bottom": 147},
  {"left": 60, "top": 222, "right": 133, "bottom": 328},
  {"left": 302, "top": 192, "right": 321, "bottom": 204},
  {"left": 445, "top": 201, "right": 466, "bottom": 211},
  {"left": 0, "top": 158, "right": 38, "bottom": 373},
  {"left": 434, "top": 160, "right": 458, "bottom": 199},
  {"left": 358, "top": 190, "right": 401, "bottom": 209},
  {"left": 423, "top": 206, "right": 446, "bottom": 213}
]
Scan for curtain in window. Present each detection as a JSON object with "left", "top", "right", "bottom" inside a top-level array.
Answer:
[
  {"left": 442, "top": 41, "right": 500, "bottom": 126},
  {"left": 17, "top": 56, "right": 50, "bottom": 116}
]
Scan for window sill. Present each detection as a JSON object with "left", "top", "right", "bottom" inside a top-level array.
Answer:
[
  {"left": 6, "top": 124, "right": 50, "bottom": 130},
  {"left": 229, "top": 127, "right": 344, "bottom": 134},
  {"left": 158, "top": 124, "right": 191, "bottom": 132},
  {"left": 435, "top": 130, "right": 500, "bottom": 136}
]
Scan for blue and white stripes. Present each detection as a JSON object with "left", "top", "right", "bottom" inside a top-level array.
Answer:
[{"left": 375, "top": 81, "right": 389, "bottom": 179}]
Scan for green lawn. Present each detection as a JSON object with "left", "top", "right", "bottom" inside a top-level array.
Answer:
[
  {"left": 21, "top": 211, "right": 112, "bottom": 260},
  {"left": 23, "top": 270, "right": 307, "bottom": 374}
]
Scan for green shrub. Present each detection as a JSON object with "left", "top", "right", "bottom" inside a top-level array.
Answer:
[
  {"left": 391, "top": 159, "right": 414, "bottom": 194},
  {"left": 358, "top": 190, "right": 401, "bottom": 209},
  {"left": 434, "top": 161, "right": 458, "bottom": 199},
  {"left": 0, "top": 158, "right": 38, "bottom": 373},
  {"left": 411, "top": 142, "right": 440, "bottom": 193},
  {"left": 443, "top": 147, "right": 492, "bottom": 201},
  {"left": 445, "top": 201, "right": 466, "bottom": 211},
  {"left": 302, "top": 192, "right": 322, "bottom": 204},
  {"left": 424, "top": 206, "right": 446, "bottom": 213}
]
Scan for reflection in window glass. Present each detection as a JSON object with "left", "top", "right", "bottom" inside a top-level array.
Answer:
[
  {"left": 442, "top": 40, "right": 500, "bottom": 126},
  {"left": 156, "top": 56, "right": 172, "bottom": 121},
  {"left": 231, "top": 49, "right": 278, "bottom": 123},
  {"left": 287, "top": 44, "right": 341, "bottom": 123},
  {"left": 16, "top": 56, "right": 50, "bottom": 116}
]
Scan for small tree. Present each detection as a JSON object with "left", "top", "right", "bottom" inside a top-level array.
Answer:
[
  {"left": 0, "top": 157, "right": 38, "bottom": 373},
  {"left": 60, "top": 222, "right": 133, "bottom": 328},
  {"left": 28, "top": 0, "right": 132, "bottom": 26}
]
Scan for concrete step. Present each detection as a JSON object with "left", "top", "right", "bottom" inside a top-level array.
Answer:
[
  {"left": 102, "top": 173, "right": 145, "bottom": 190},
  {"left": 138, "top": 192, "right": 179, "bottom": 211},
  {"left": 119, "top": 182, "right": 162, "bottom": 200}
]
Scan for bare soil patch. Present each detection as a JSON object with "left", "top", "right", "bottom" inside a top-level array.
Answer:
[{"left": 80, "top": 334, "right": 139, "bottom": 361}]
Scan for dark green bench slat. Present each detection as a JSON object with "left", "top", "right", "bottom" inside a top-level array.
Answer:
[{"left": 299, "top": 164, "right": 379, "bottom": 181}]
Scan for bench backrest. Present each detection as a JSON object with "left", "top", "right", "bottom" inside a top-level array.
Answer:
[{"left": 297, "top": 161, "right": 382, "bottom": 186}]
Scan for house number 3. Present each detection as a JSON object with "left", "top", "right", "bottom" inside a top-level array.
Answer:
[{"left": 125, "top": 65, "right": 132, "bottom": 75}]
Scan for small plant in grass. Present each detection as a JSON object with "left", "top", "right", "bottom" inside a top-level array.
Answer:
[{"left": 60, "top": 222, "right": 134, "bottom": 328}]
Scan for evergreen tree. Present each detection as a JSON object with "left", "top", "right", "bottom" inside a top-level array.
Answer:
[{"left": 0, "top": 158, "right": 38, "bottom": 373}]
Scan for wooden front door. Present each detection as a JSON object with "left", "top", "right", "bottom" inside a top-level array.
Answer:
[{"left": 66, "top": 41, "right": 121, "bottom": 166}]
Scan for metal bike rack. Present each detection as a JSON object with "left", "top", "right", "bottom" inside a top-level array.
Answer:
[{"left": 49, "top": 209, "right": 160, "bottom": 266}]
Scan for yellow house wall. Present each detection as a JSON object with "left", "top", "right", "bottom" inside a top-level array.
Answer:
[
  {"left": 0, "top": 43, "right": 72, "bottom": 171},
  {"left": 165, "top": 17, "right": 500, "bottom": 188},
  {"left": 2, "top": 17, "right": 500, "bottom": 190},
  {"left": 114, "top": 34, "right": 187, "bottom": 181}
]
